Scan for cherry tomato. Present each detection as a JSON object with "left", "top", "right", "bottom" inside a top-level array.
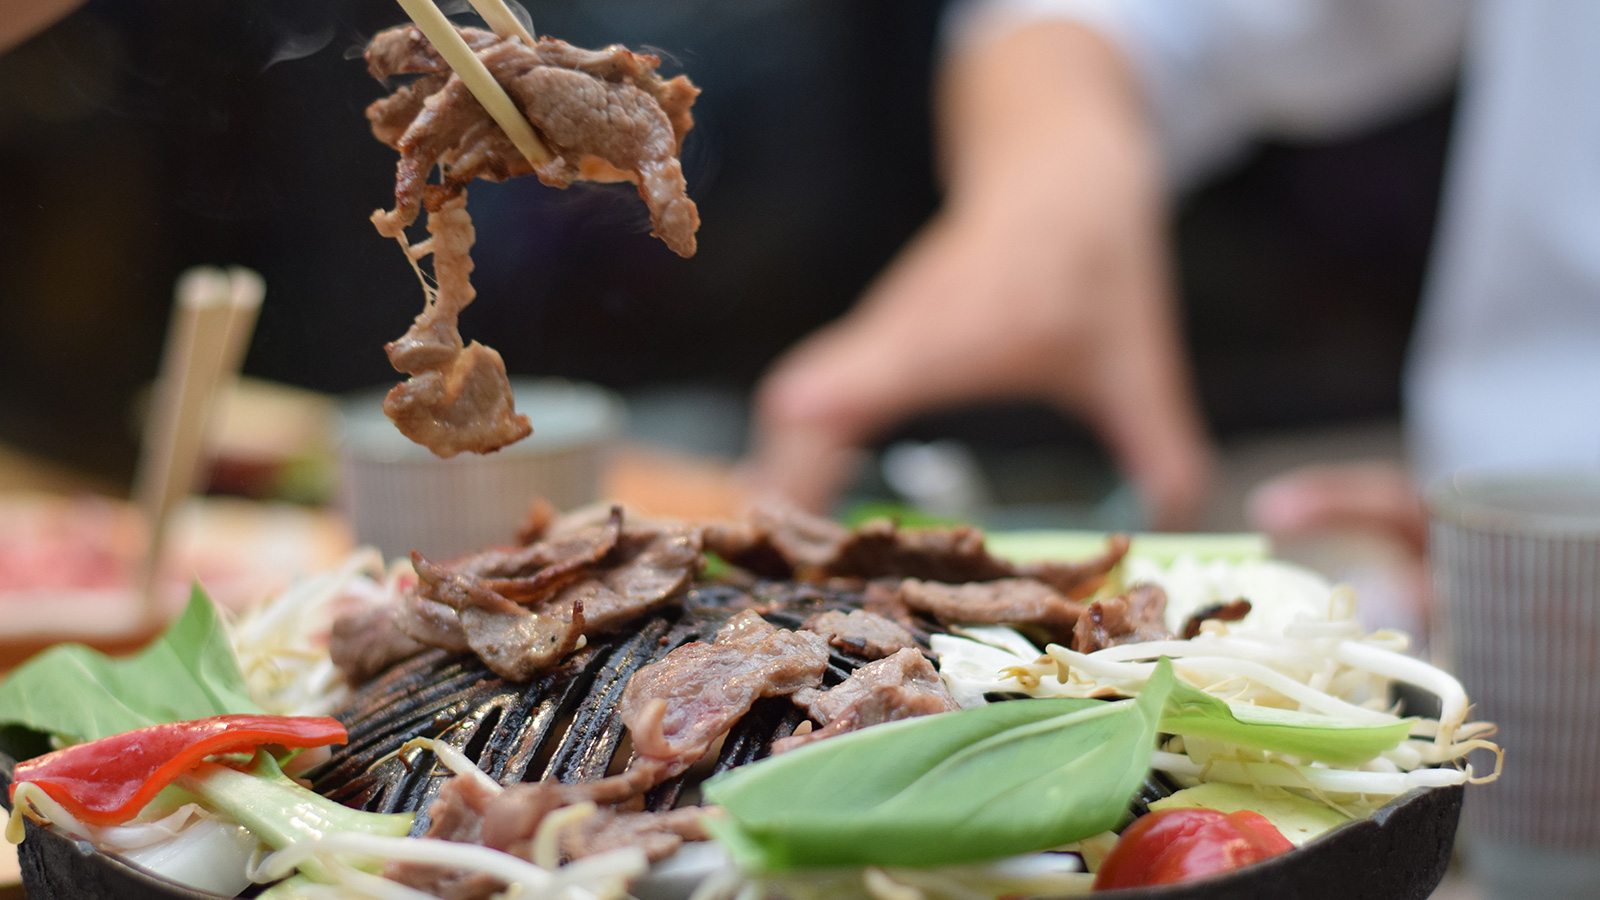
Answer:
[{"left": 1093, "top": 807, "right": 1294, "bottom": 889}]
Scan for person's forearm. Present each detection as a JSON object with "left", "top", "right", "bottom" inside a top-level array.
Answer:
[
  {"left": 936, "top": 20, "right": 1156, "bottom": 208},
  {"left": 1, "top": 0, "right": 87, "bottom": 54}
]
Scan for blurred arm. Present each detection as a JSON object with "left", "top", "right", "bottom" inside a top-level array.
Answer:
[
  {"left": 947, "top": 0, "right": 1471, "bottom": 187},
  {"left": 753, "top": 20, "right": 1213, "bottom": 528},
  {"left": 0, "top": 0, "right": 86, "bottom": 55}
]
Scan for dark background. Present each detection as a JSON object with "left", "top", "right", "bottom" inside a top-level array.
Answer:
[{"left": 0, "top": 0, "right": 1452, "bottom": 489}]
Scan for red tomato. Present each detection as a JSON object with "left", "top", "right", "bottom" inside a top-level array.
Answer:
[
  {"left": 10, "top": 714, "right": 347, "bottom": 826},
  {"left": 1093, "top": 807, "right": 1294, "bottom": 890}
]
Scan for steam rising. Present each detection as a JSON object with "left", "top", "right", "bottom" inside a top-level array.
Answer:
[{"left": 261, "top": 23, "right": 336, "bottom": 73}]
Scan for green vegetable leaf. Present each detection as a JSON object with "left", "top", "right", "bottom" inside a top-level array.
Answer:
[
  {"left": 704, "top": 660, "right": 1177, "bottom": 871},
  {"left": 0, "top": 585, "right": 262, "bottom": 748},
  {"left": 1160, "top": 677, "right": 1412, "bottom": 766}
]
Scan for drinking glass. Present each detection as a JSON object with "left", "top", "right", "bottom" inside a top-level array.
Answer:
[{"left": 1428, "top": 469, "right": 1600, "bottom": 899}]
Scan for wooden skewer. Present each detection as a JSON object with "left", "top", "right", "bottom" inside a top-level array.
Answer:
[
  {"left": 132, "top": 267, "right": 266, "bottom": 625},
  {"left": 394, "top": 0, "right": 551, "bottom": 165},
  {"left": 467, "top": 0, "right": 535, "bottom": 46}
]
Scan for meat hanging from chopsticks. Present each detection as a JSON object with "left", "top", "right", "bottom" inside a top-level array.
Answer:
[{"left": 364, "top": 23, "right": 701, "bottom": 457}]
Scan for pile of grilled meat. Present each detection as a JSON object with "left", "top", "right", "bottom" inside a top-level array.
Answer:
[{"left": 316, "top": 502, "right": 1220, "bottom": 898}]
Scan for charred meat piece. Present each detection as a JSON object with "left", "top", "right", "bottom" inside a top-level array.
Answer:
[
  {"left": 897, "top": 577, "right": 1087, "bottom": 645},
  {"left": 800, "top": 608, "right": 918, "bottom": 660},
  {"left": 365, "top": 25, "right": 700, "bottom": 257},
  {"left": 620, "top": 610, "right": 828, "bottom": 780},
  {"left": 1074, "top": 583, "right": 1174, "bottom": 653},
  {"left": 774, "top": 647, "right": 958, "bottom": 753},
  {"left": 1182, "top": 598, "right": 1253, "bottom": 639}
]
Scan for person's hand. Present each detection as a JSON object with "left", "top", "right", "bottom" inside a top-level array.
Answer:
[
  {"left": 749, "top": 21, "right": 1214, "bottom": 529},
  {"left": 1248, "top": 461, "right": 1427, "bottom": 556},
  {"left": 1247, "top": 460, "right": 1429, "bottom": 633}
]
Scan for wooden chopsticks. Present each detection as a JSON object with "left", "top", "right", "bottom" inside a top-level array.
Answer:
[
  {"left": 393, "top": 0, "right": 551, "bottom": 165},
  {"left": 133, "top": 266, "right": 264, "bottom": 624},
  {"left": 467, "top": 0, "right": 536, "bottom": 47}
]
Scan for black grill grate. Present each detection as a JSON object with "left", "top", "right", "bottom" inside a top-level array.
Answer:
[{"left": 306, "top": 581, "right": 918, "bottom": 834}]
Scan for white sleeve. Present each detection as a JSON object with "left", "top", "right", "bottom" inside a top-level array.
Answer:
[{"left": 945, "top": 0, "right": 1471, "bottom": 188}]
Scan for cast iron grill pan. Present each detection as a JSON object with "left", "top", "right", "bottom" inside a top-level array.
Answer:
[{"left": 0, "top": 579, "right": 1464, "bottom": 899}]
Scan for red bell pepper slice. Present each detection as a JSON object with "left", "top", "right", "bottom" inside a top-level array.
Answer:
[
  {"left": 8, "top": 714, "right": 347, "bottom": 827},
  {"left": 1093, "top": 807, "right": 1295, "bottom": 889}
]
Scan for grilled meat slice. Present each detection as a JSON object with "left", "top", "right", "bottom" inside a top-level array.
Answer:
[
  {"left": 620, "top": 610, "right": 829, "bottom": 780},
  {"left": 775, "top": 647, "right": 958, "bottom": 753}
]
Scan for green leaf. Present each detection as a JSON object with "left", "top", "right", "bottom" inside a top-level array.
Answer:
[
  {"left": 1160, "top": 677, "right": 1412, "bottom": 766},
  {"left": 0, "top": 585, "right": 262, "bottom": 749},
  {"left": 704, "top": 660, "right": 1178, "bottom": 871}
]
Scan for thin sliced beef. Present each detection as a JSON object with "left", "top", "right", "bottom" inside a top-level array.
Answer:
[
  {"left": 397, "top": 591, "right": 471, "bottom": 654},
  {"left": 828, "top": 518, "right": 1019, "bottom": 583},
  {"left": 1074, "top": 583, "right": 1174, "bottom": 653},
  {"left": 386, "top": 775, "right": 505, "bottom": 900},
  {"left": 476, "top": 781, "right": 704, "bottom": 862},
  {"left": 411, "top": 552, "right": 587, "bottom": 681},
  {"left": 381, "top": 190, "right": 531, "bottom": 457},
  {"left": 389, "top": 775, "right": 708, "bottom": 899},
  {"left": 704, "top": 501, "right": 1022, "bottom": 583},
  {"left": 390, "top": 507, "right": 699, "bottom": 677},
  {"left": 897, "top": 577, "right": 1086, "bottom": 644},
  {"left": 329, "top": 601, "right": 424, "bottom": 686},
  {"left": 365, "top": 25, "right": 699, "bottom": 256},
  {"left": 800, "top": 609, "right": 918, "bottom": 660},
  {"left": 458, "top": 506, "right": 624, "bottom": 588},
  {"left": 701, "top": 503, "right": 847, "bottom": 577},
  {"left": 1181, "top": 598, "right": 1253, "bottom": 639},
  {"left": 363, "top": 25, "right": 698, "bottom": 456},
  {"left": 514, "top": 496, "right": 560, "bottom": 546},
  {"left": 557, "top": 806, "right": 709, "bottom": 862},
  {"left": 1017, "top": 534, "right": 1132, "bottom": 600},
  {"left": 555, "top": 523, "right": 702, "bottom": 633},
  {"left": 774, "top": 647, "right": 958, "bottom": 753},
  {"left": 457, "top": 506, "right": 701, "bottom": 633},
  {"left": 620, "top": 610, "right": 828, "bottom": 778}
]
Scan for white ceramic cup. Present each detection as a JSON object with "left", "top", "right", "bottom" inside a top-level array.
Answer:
[
  {"left": 1427, "top": 469, "right": 1600, "bottom": 899},
  {"left": 337, "top": 378, "right": 624, "bottom": 562}
]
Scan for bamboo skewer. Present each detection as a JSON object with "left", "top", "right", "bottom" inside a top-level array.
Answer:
[
  {"left": 132, "top": 267, "right": 264, "bottom": 625},
  {"left": 393, "top": 0, "right": 551, "bottom": 165}
]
